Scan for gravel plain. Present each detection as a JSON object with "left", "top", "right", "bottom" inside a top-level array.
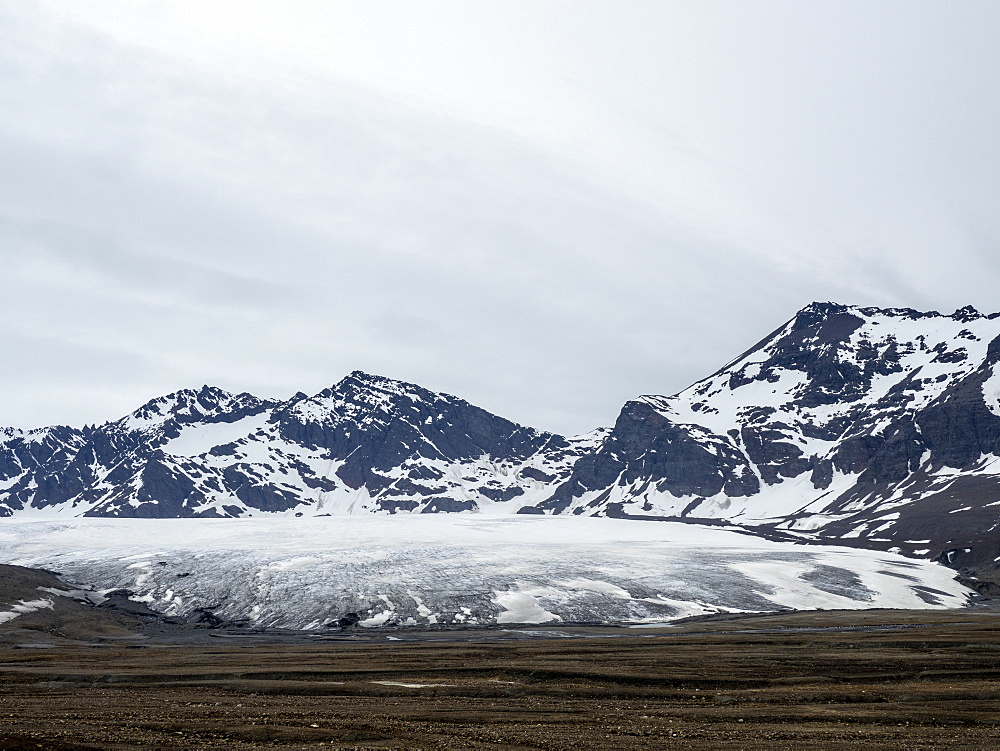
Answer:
[{"left": 3, "top": 608, "right": 1000, "bottom": 749}]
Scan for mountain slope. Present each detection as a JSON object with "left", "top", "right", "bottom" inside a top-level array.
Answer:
[{"left": 527, "top": 303, "right": 1000, "bottom": 562}]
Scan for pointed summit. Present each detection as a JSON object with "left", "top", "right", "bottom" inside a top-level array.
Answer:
[
  {"left": 114, "top": 385, "right": 276, "bottom": 440},
  {"left": 287, "top": 371, "right": 440, "bottom": 429},
  {"left": 953, "top": 305, "right": 981, "bottom": 322},
  {"left": 123, "top": 385, "right": 237, "bottom": 429},
  {"left": 797, "top": 301, "right": 850, "bottom": 318}
]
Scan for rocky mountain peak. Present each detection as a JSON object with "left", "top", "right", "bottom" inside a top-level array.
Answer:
[
  {"left": 281, "top": 371, "right": 455, "bottom": 436},
  {"left": 113, "top": 386, "right": 276, "bottom": 444},
  {"left": 952, "top": 304, "right": 982, "bottom": 322},
  {"left": 795, "top": 300, "right": 852, "bottom": 319},
  {"left": 333, "top": 370, "right": 441, "bottom": 411}
]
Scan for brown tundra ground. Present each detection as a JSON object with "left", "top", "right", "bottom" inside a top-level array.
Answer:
[{"left": 3, "top": 607, "right": 1000, "bottom": 750}]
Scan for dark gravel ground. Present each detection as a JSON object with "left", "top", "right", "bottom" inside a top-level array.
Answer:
[{"left": 3, "top": 608, "right": 1000, "bottom": 749}]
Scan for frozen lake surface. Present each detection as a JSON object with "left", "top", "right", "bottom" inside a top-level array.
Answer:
[{"left": 0, "top": 517, "right": 972, "bottom": 628}]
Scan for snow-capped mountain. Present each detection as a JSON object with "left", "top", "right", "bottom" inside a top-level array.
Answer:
[
  {"left": 533, "top": 303, "right": 1000, "bottom": 565},
  {"left": 0, "top": 372, "right": 599, "bottom": 518},
  {"left": 4, "top": 302, "right": 1000, "bottom": 580}
]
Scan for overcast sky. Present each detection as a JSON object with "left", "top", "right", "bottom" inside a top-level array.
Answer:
[{"left": 3, "top": 1, "right": 1000, "bottom": 435}]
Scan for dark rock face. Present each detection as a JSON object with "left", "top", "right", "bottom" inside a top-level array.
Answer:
[
  {"left": 0, "top": 425, "right": 90, "bottom": 514},
  {"left": 740, "top": 423, "right": 810, "bottom": 485},
  {"left": 276, "top": 372, "right": 558, "bottom": 504},
  {"left": 916, "top": 339, "right": 1000, "bottom": 469},
  {"left": 529, "top": 399, "right": 758, "bottom": 515}
]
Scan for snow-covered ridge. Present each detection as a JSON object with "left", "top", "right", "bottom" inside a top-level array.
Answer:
[{"left": 0, "top": 370, "right": 596, "bottom": 519}]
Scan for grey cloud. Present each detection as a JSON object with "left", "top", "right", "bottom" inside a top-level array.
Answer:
[{"left": 1, "top": 4, "right": 998, "bottom": 435}]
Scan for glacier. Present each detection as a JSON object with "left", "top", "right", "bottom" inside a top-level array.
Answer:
[{"left": 0, "top": 516, "right": 972, "bottom": 628}]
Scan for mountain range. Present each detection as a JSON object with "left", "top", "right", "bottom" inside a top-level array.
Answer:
[{"left": 4, "top": 302, "right": 1000, "bottom": 586}]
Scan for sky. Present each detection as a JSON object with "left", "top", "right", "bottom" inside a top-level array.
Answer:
[{"left": 2, "top": 1, "right": 1000, "bottom": 436}]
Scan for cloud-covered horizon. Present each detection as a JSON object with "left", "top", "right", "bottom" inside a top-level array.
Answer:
[{"left": 3, "top": 2, "right": 1000, "bottom": 435}]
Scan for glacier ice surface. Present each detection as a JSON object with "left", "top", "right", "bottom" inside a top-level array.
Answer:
[{"left": 0, "top": 516, "right": 972, "bottom": 628}]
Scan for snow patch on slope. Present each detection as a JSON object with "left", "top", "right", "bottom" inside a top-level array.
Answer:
[
  {"left": 161, "top": 414, "right": 272, "bottom": 457},
  {"left": 984, "top": 363, "right": 1000, "bottom": 418},
  {"left": 0, "top": 597, "right": 54, "bottom": 624}
]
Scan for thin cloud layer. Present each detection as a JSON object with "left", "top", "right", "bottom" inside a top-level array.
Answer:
[{"left": 3, "top": 3, "right": 1000, "bottom": 435}]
